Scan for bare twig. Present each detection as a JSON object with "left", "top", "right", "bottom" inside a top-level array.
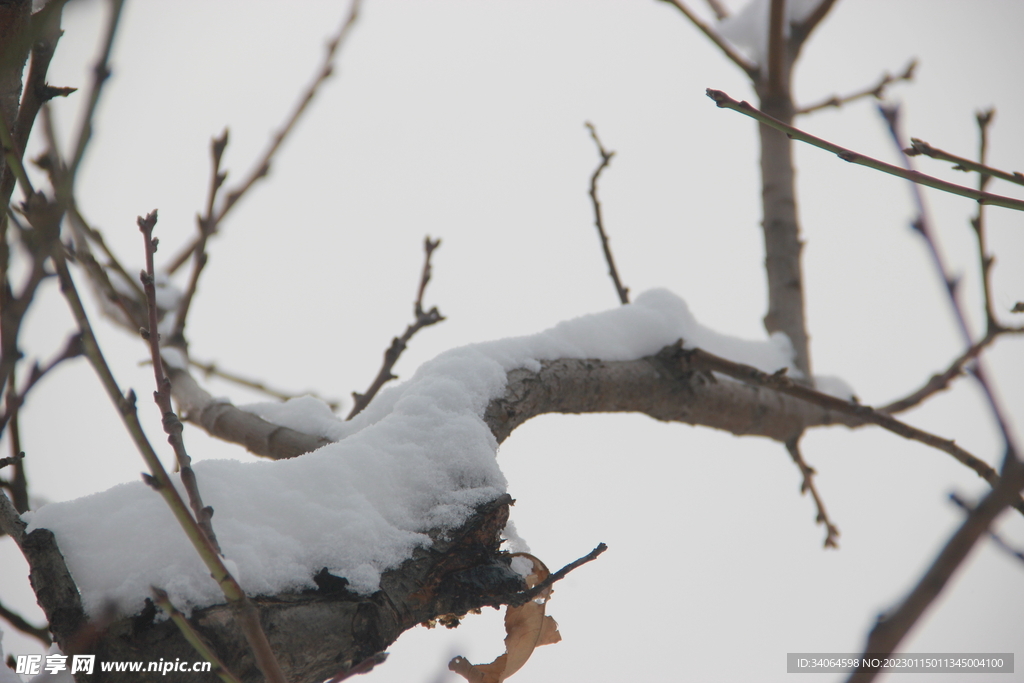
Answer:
[
  {"left": 786, "top": 438, "right": 839, "bottom": 548},
  {"left": 0, "top": 597, "right": 51, "bottom": 646},
  {"left": 656, "top": 0, "right": 759, "bottom": 79},
  {"left": 188, "top": 357, "right": 341, "bottom": 411},
  {"left": 151, "top": 588, "right": 244, "bottom": 683},
  {"left": 584, "top": 122, "right": 629, "bottom": 305},
  {"left": 138, "top": 211, "right": 220, "bottom": 553},
  {"left": 879, "top": 329, "right": 1024, "bottom": 414},
  {"left": 846, "top": 459, "right": 1024, "bottom": 683},
  {"left": 970, "top": 110, "right": 1000, "bottom": 333},
  {"left": 703, "top": 0, "right": 728, "bottom": 21},
  {"left": 166, "top": 0, "right": 363, "bottom": 275},
  {"left": 507, "top": 543, "right": 608, "bottom": 608},
  {"left": 0, "top": 333, "right": 83, "bottom": 441},
  {"left": 170, "top": 130, "right": 228, "bottom": 345},
  {"left": 661, "top": 342, "right": 1024, "bottom": 515},
  {"left": 797, "top": 60, "right": 916, "bottom": 115},
  {"left": 949, "top": 492, "right": 1024, "bottom": 565},
  {"left": 878, "top": 105, "right": 1017, "bottom": 454},
  {"left": 706, "top": 89, "right": 1024, "bottom": 211},
  {"left": 0, "top": 450, "right": 23, "bottom": 470},
  {"left": 347, "top": 236, "right": 445, "bottom": 419},
  {"left": 66, "top": 0, "right": 124, "bottom": 186},
  {"left": 905, "top": 137, "right": 1024, "bottom": 188}
]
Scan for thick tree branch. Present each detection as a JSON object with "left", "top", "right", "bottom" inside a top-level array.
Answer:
[
  {"left": 707, "top": 89, "right": 1024, "bottom": 211},
  {"left": 167, "top": 364, "right": 332, "bottom": 460},
  {"left": 846, "top": 458, "right": 1024, "bottom": 683},
  {"left": 676, "top": 345, "right": 1016, "bottom": 501}
]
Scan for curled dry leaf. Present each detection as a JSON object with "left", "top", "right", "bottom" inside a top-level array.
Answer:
[{"left": 449, "top": 553, "right": 562, "bottom": 683}]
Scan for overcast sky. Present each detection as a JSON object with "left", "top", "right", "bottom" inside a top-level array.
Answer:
[{"left": 2, "top": 1, "right": 1023, "bottom": 682}]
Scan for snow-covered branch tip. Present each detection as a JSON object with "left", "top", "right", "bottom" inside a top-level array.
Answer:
[
  {"left": 347, "top": 236, "right": 445, "bottom": 419},
  {"left": 797, "top": 59, "right": 916, "bottom": 115},
  {"left": 706, "top": 88, "right": 1024, "bottom": 211},
  {"left": 585, "top": 121, "right": 629, "bottom": 305}
]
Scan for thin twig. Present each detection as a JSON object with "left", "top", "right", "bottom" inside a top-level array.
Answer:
[
  {"left": 785, "top": 438, "right": 839, "bottom": 548},
  {"left": 0, "top": 597, "right": 51, "bottom": 646},
  {"left": 507, "top": 543, "right": 608, "bottom": 608},
  {"left": 949, "top": 492, "right": 1024, "bottom": 565},
  {"left": 971, "top": 111, "right": 1000, "bottom": 333},
  {"left": 188, "top": 357, "right": 341, "bottom": 412},
  {"left": 0, "top": 333, "right": 83, "bottom": 440},
  {"left": 797, "top": 60, "right": 916, "bottom": 115},
  {"left": 166, "top": 0, "right": 363, "bottom": 275},
  {"left": 905, "top": 136, "right": 1024, "bottom": 188},
  {"left": 138, "top": 211, "right": 221, "bottom": 553},
  {"left": 657, "top": 0, "right": 759, "bottom": 79},
  {"left": 151, "top": 588, "right": 244, "bottom": 683},
  {"left": 879, "top": 328, "right": 1023, "bottom": 414},
  {"left": 584, "top": 122, "right": 629, "bottom": 305},
  {"left": 171, "top": 130, "right": 228, "bottom": 344},
  {"left": 347, "top": 236, "right": 445, "bottom": 419},
  {"left": 878, "top": 105, "right": 1017, "bottom": 456},
  {"left": 845, "top": 459, "right": 1024, "bottom": 683},
  {"left": 703, "top": 0, "right": 728, "bottom": 21},
  {"left": 791, "top": 0, "right": 839, "bottom": 44},
  {"left": 50, "top": 234, "right": 287, "bottom": 683},
  {"left": 706, "top": 89, "right": 1024, "bottom": 211},
  {"left": 0, "top": 451, "right": 23, "bottom": 470},
  {"left": 660, "top": 342, "right": 1024, "bottom": 515},
  {"left": 66, "top": 0, "right": 124, "bottom": 185}
]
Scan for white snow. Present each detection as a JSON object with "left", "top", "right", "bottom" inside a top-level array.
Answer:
[
  {"left": 24, "top": 290, "right": 814, "bottom": 619},
  {"left": 717, "top": 0, "right": 824, "bottom": 68}
]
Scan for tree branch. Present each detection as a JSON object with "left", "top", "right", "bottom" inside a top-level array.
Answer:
[
  {"left": 797, "top": 59, "right": 916, "bottom": 115},
  {"left": 584, "top": 122, "right": 629, "bottom": 305},
  {"left": 165, "top": 0, "right": 363, "bottom": 275},
  {"left": 188, "top": 357, "right": 341, "bottom": 412},
  {"left": 846, "top": 459, "right": 1024, "bottom": 683},
  {"left": 656, "top": 0, "right": 759, "bottom": 79},
  {"left": 0, "top": 596, "right": 51, "bottom": 646},
  {"left": 347, "top": 236, "right": 445, "bottom": 419},
  {"left": 707, "top": 88, "right": 1024, "bottom": 211},
  {"left": 786, "top": 437, "right": 839, "bottom": 548},
  {"left": 672, "top": 344, "right": 1024, "bottom": 514},
  {"left": 905, "top": 136, "right": 1024, "bottom": 188},
  {"left": 138, "top": 210, "right": 221, "bottom": 554}
]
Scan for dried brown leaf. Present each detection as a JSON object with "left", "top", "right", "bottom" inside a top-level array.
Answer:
[{"left": 449, "top": 553, "right": 561, "bottom": 683}]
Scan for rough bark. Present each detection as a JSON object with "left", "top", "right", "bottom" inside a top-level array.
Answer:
[{"left": 168, "top": 345, "right": 861, "bottom": 462}]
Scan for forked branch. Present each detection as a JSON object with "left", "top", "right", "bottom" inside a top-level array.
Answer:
[{"left": 347, "top": 236, "right": 445, "bottom": 419}]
